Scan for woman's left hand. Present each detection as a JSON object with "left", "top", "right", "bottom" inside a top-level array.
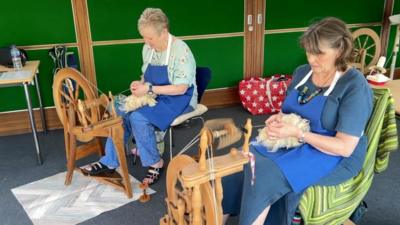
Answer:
[
  {"left": 266, "top": 121, "right": 301, "bottom": 139},
  {"left": 131, "top": 83, "right": 148, "bottom": 97}
]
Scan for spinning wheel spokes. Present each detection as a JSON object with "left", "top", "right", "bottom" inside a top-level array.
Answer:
[
  {"left": 163, "top": 155, "right": 216, "bottom": 225},
  {"left": 53, "top": 68, "right": 99, "bottom": 142},
  {"left": 352, "top": 28, "right": 381, "bottom": 74}
]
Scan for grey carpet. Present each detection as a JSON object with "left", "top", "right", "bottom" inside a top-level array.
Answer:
[{"left": 0, "top": 105, "right": 398, "bottom": 225}]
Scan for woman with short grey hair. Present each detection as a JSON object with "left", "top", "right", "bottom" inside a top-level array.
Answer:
[
  {"left": 138, "top": 8, "right": 169, "bottom": 35},
  {"left": 82, "top": 8, "right": 198, "bottom": 186}
]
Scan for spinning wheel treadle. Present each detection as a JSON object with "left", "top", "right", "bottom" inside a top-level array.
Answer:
[{"left": 52, "top": 68, "right": 132, "bottom": 198}]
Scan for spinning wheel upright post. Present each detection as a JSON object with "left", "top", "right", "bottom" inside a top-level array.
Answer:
[
  {"left": 160, "top": 119, "right": 252, "bottom": 225},
  {"left": 52, "top": 68, "right": 132, "bottom": 198}
]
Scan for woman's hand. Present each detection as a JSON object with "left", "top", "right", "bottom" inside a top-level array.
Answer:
[
  {"left": 130, "top": 80, "right": 143, "bottom": 93},
  {"left": 265, "top": 121, "right": 301, "bottom": 140},
  {"left": 265, "top": 113, "right": 283, "bottom": 126},
  {"left": 131, "top": 83, "right": 148, "bottom": 97}
]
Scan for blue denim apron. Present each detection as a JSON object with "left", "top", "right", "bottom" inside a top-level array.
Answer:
[
  {"left": 136, "top": 34, "right": 194, "bottom": 131},
  {"left": 253, "top": 70, "right": 343, "bottom": 193}
]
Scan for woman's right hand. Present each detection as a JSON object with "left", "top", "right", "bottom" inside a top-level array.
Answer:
[
  {"left": 265, "top": 113, "right": 283, "bottom": 126},
  {"left": 130, "top": 80, "right": 143, "bottom": 93}
]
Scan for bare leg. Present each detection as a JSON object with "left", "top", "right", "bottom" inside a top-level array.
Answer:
[
  {"left": 252, "top": 206, "right": 271, "bottom": 225},
  {"left": 222, "top": 214, "right": 230, "bottom": 225},
  {"left": 151, "top": 158, "right": 164, "bottom": 168}
]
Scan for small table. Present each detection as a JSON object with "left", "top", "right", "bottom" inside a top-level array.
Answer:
[
  {"left": 370, "top": 79, "right": 400, "bottom": 115},
  {"left": 0, "top": 61, "right": 47, "bottom": 164}
]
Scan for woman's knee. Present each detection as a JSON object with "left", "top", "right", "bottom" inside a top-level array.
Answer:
[
  {"left": 128, "top": 111, "right": 150, "bottom": 127},
  {"left": 129, "top": 111, "right": 143, "bottom": 121}
]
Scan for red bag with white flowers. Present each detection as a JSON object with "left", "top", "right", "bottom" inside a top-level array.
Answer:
[{"left": 239, "top": 75, "right": 292, "bottom": 115}]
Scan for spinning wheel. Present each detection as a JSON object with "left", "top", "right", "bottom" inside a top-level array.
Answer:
[
  {"left": 160, "top": 119, "right": 252, "bottom": 225},
  {"left": 52, "top": 68, "right": 132, "bottom": 198},
  {"left": 352, "top": 28, "right": 381, "bottom": 74}
]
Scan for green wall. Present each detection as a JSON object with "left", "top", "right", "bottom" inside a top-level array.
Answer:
[
  {"left": 0, "top": 0, "right": 76, "bottom": 46},
  {"left": 88, "top": 0, "right": 243, "bottom": 41},
  {"left": 263, "top": 0, "right": 386, "bottom": 76},
  {"left": 265, "top": 0, "right": 385, "bottom": 29},
  {"left": 88, "top": 0, "right": 244, "bottom": 95}
]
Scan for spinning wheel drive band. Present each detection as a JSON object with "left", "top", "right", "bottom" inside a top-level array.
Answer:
[
  {"left": 163, "top": 155, "right": 217, "bottom": 225},
  {"left": 53, "top": 68, "right": 98, "bottom": 142},
  {"left": 352, "top": 28, "right": 381, "bottom": 74}
]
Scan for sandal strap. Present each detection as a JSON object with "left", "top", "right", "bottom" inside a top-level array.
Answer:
[
  {"left": 144, "top": 167, "right": 162, "bottom": 184},
  {"left": 146, "top": 167, "right": 160, "bottom": 178},
  {"left": 91, "top": 162, "right": 105, "bottom": 172},
  {"left": 92, "top": 162, "right": 102, "bottom": 170}
]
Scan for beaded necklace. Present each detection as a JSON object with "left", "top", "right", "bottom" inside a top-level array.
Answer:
[
  {"left": 297, "top": 86, "right": 323, "bottom": 104},
  {"left": 297, "top": 73, "right": 334, "bottom": 104}
]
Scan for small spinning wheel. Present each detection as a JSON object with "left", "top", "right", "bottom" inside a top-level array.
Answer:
[
  {"left": 160, "top": 119, "right": 252, "bottom": 225},
  {"left": 52, "top": 68, "right": 132, "bottom": 198},
  {"left": 352, "top": 28, "right": 381, "bottom": 74}
]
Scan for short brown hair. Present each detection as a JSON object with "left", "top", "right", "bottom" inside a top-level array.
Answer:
[
  {"left": 300, "top": 17, "right": 354, "bottom": 72},
  {"left": 138, "top": 8, "right": 169, "bottom": 35}
]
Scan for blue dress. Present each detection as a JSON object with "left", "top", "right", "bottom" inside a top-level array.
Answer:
[{"left": 222, "top": 67, "right": 373, "bottom": 225}]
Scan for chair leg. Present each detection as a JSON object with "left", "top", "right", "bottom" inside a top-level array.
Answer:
[{"left": 169, "top": 127, "right": 173, "bottom": 161}]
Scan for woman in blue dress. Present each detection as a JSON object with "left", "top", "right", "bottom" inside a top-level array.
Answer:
[
  {"left": 222, "top": 17, "right": 373, "bottom": 225},
  {"left": 81, "top": 8, "right": 197, "bottom": 185}
]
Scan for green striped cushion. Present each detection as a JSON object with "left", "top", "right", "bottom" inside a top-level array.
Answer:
[{"left": 299, "top": 88, "right": 398, "bottom": 225}]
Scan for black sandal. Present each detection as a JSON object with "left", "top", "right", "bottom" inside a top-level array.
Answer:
[
  {"left": 81, "top": 162, "right": 115, "bottom": 176},
  {"left": 142, "top": 166, "right": 163, "bottom": 185}
]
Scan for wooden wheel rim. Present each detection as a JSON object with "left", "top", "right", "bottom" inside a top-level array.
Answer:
[
  {"left": 52, "top": 68, "right": 97, "bottom": 142},
  {"left": 166, "top": 155, "right": 217, "bottom": 225},
  {"left": 352, "top": 28, "right": 381, "bottom": 73}
]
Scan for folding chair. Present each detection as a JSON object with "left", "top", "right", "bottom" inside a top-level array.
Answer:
[{"left": 168, "top": 67, "right": 212, "bottom": 160}]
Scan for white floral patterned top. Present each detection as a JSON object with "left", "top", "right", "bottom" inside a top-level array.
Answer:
[{"left": 141, "top": 37, "right": 198, "bottom": 108}]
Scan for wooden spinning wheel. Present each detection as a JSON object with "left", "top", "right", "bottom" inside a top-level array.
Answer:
[
  {"left": 52, "top": 68, "right": 132, "bottom": 198},
  {"left": 352, "top": 28, "right": 381, "bottom": 74},
  {"left": 160, "top": 119, "right": 252, "bottom": 225}
]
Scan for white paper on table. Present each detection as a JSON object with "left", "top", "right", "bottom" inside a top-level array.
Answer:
[{"left": 0, "top": 70, "right": 32, "bottom": 81}]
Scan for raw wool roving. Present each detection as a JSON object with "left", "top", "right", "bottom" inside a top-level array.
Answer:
[
  {"left": 123, "top": 93, "right": 157, "bottom": 112},
  {"left": 256, "top": 113, "right": 310, "bottom": 152}
]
